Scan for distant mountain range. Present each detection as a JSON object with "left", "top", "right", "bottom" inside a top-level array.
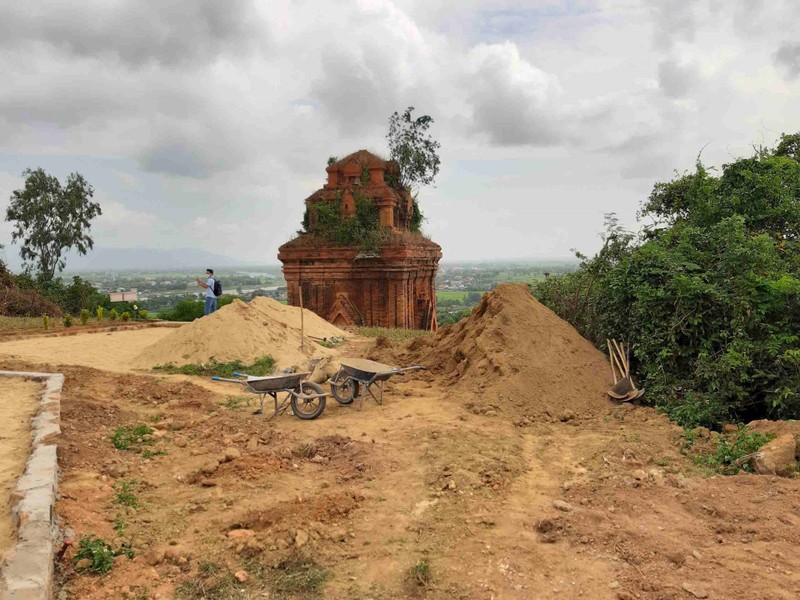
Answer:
[{"left": 1, "top": 246, "right": 267, "bottom": 272}]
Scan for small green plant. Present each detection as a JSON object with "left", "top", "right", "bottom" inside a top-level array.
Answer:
[
  {"left": 109, "top": 308, "right": 119, "bottom": 321},
  {"left": 80, "top": 308, "right": 90, "bottom": 325},
  {"left": 118, "top": 540, "right": 135, "bottom": 559},
  {"left": 154, "top": 355, "right": 275, "bottom": 378},
  {"left": 223, "top": 396, "right": 248, "bottom": 410},
  {"left": 96, "top": 306, "right": 104, "bottom": 321},
  {"left": 63, "top": 314, "right": 73, "bottom": 328},
  {"left": 121, "top": 311, "right": 131, "bottom": 322},
  {"left": 138, "top": 310, "right": 148, "bottom": 320},
  {"left": 111, "top": 424, "right": 154, "bottom": 451},
  {"left": 113, "top": 514, "right": 127, "bottom": 537},
  {"left": 42, "top": 315, "right": 50, "bottom": 330},
  {"left": 407, "top": 559, "right": 433, "bottom": 588},
  {"left": 73, "top": 536, "right": 117, "bottom": 574},
  {"left": 112, "top": 480, "right": 139, "bottom": 508},
  {"left": 693, "top": 427, "right": 775, "bottom": 474},
  {"left": 141, "top": 449, "right": 167, "bottom": 459}
]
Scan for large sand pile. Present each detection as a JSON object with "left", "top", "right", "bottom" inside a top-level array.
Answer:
[
  {"left": 132, "top": 298, "right": 348, "bottom": 370},
  {"left": 403, "top": 284, "right": 611, "bottom": 417}
]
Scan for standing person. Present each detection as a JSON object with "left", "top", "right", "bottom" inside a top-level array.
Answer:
[{"left": 196, "top": 268, "right": 218, "bottom": 315}]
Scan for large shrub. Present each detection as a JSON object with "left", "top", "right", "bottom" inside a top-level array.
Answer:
[
  {"left": 159, "top": 295, "right": 235, "bottom": 322},
  {"left": 532, "top": 134, "right": 800, "bottom": 428},
  {"left": 17, "top": 273, "right": 109, "bottom": 315}
]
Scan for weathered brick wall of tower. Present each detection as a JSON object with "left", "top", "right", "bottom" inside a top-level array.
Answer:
[{"left": 278, "top": 151, "right": 442, "bottom": 330}]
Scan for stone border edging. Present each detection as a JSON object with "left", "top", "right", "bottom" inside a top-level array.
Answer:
[{"left": 0, "top": 370, "right": 63, "bottom": 600}]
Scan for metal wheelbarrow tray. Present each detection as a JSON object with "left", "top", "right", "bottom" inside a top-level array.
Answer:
[
  {"left": 212, "top": 371, "right": 327, "bottom": 420},
  {"left": 327, "top": 358, "right": 425, "bottom": 409}
]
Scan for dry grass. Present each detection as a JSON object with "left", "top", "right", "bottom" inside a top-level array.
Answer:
[
  {"left": 355, "top": 327, "right": 431, "bottom": 342},
  {"left": 0, "top": 316, "right": 55, "bottom": 331}
]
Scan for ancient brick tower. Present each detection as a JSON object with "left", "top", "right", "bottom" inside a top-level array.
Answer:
[{"left": 278, "top": 150, "right": 442, "bottom": 330}]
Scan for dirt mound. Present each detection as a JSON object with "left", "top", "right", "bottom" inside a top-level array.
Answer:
[
  {"left": 132, "top": 298, "right": 347, "bottom": 370},
  {"left": 405, "top": 284, "right": 611, "bottom": 417},
  {"left": 0, "top": 261, "right": 62, "bottom": 317}
]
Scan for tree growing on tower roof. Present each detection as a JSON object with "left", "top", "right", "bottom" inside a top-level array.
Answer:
[{"left": 386, "top": 106, "right": 441, "bottom": 191}]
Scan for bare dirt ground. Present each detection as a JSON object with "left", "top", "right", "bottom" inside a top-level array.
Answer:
[
  {"left": 0, "top": 327, "right": 176, "bottom": 373},
  {"left": 0, "top": 301, "right": 799, "bottom": 599},
  {"left": 0, "top": 377, "right": 43, "bottom": 561}
]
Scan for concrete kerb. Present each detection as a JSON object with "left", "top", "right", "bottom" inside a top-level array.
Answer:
[{"left": 0, "top": 370, "right": 63, "bottom": 600}]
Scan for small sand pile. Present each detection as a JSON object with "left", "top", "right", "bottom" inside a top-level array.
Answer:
[
  {"left": 403, "top": 284, "right": 611, "bottom": 417},
  {"left": 132, "top": 298, "right": 348, "bottom": 370}
]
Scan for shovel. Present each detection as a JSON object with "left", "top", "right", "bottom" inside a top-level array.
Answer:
[
  {"left": 606, "top": 339, "right": 645, "bottom": 402},
  {"left": 607, "top": 374, "right": 634, "bottom": 399}
]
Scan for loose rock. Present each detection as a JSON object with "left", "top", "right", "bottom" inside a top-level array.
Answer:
[
  {"left": 234, "top": 570, "right": 249, "bottom": 583},
  {"left": 752, "top": 434, "right": 797, "bottom": 476},
  {"left": 201, "top": 460, "right": 219, "bottom": 476},
  {"left": 227, "top": 529, "right": 254, "bottom": 539},
  {"left": 295, "top": 529, "right": 309, "bottom": 547},
  {"left": 682, "top": 582, "right": 709, "bottom": 598},
  {"left": 552, "top": 500, "right": 574, "bottom": 512},
  {"left": 224, "top": 447, "right": 242, "bottom": 462}
]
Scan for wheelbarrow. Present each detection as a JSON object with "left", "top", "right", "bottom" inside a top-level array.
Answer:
[
  {"left": 328, "top": 358, "right": 426, "bottom": 409},
  {"left": 212, "top": 371, "right": 327, "bottom": 420}
]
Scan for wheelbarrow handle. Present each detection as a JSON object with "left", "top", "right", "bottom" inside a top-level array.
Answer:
[
  {"left": 395, "top": 365, "right": 427, "bottom": 374},
  {"left": 212, "top": 376, "right": 245, "bottom": 384}
]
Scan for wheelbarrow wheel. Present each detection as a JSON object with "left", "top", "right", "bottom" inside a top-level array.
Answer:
[
  {"left": 291, "top": 382, "right": 326, "bottom": 420},
  {"left": 330, "top": 372, "right": 359, "bottom": 405}
]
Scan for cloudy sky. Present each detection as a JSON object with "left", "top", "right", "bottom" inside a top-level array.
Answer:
[{"left": 1, "top": 0, "right": 799, "bottom": 266}]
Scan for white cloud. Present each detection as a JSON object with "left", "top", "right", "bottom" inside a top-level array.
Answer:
[
  {"left": 464, "top": 42, "right": 564, "bottom": 145},
  {"left": 0, "top": 0, "right": 798, "bottom": 263}
]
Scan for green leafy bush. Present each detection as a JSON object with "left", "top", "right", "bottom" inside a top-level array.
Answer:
[
  {"left": 120, "top": 311, "right": 130, "bottom": 322},
  {"left": 410, "top": 196, "right": 424, "bottom": 232},
  {"left": 42, "top": 315, "right": 49, "bottom": 329},
  {"left": 109, "top": 308, "right": 118, "bottom": 321},
  {"left": 73, "top": 534, "right": 135, "bottom": 575},
  {"left": 73, "top": 536, "right": 117, "bottom": 574},
  {"left": 63, "top": 314, "right": 73, "bottom": 328},
  {"left": 80, "top": 308, "right": 90, "bottom": 325},
  {"left": 690, "top": 428, "right": 775, "bottom": 474},
  {"left": 96, "top": 306, "right": 104, "bottom": 321},
  {"left": 158, "top": 296, "right": 235, "bottom": 322},
  {"left": 138, "top": 310, "right": 148, "bottom": 320},
  {"left": 532, "top": 133, "right": 800, "bottom": 428},
  {"left": 313, "top": 192, "right": 387, "bottom": 253},
  {"left": 32, "top": 275, "right": 109, "bottom": 316}
]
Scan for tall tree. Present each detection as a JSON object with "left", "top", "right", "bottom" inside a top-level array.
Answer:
[
  {"left": 386, "top": 107, "right": 441, "bottom": 190},
  {"left": 6, "top": 168, "right": 102, "bottom": 282}
]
